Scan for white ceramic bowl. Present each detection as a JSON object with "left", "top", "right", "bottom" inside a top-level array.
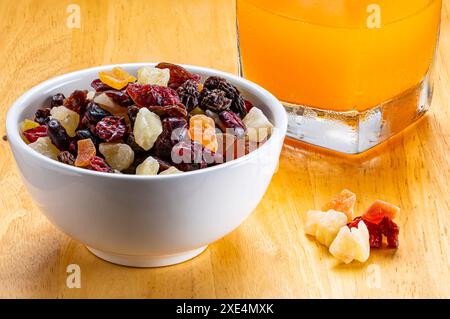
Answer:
[{"left": 6, "top": 63, "right": 287, "bottom": 267}]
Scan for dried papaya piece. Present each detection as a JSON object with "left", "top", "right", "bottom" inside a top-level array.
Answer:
[
  {"left": 75, "top": 138, "right": 96, "bottom": 167},
  {"left": 322, "top": 189, "right": 356, "bottom": 222},
  {"left": 99, "top": 67, "right": 136, "bottom": 90}
]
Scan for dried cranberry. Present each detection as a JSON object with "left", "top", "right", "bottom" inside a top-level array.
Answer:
[
  {"left": 89, "top": 156, "right": 113, "bottom": 173},
  {"left": 176, "top": 79, "right": 200, "bottom": 111},
  {"left": 200, "top": 89, "right": 232, "bottom": 113},
  {"left": 244, "top": 99, "right": 254, "bottom": 113},
  {"left": 146, "top": 104, "right": 187, "bottom": 119},
  {"left": 91, "top": 79, "right": 114, "bottom": 92},
  {"left": 152, "top": 117, "right": 188, "bottom": 161},
  {"left": 219, "top": 110, "right": 246, "bottom": 138},
  {"left": 95, "top": 116, "right": 127, "bottom": 142},
  {"left": 50, "top": 93, "right": 65, "bottom": 108},
  {"left": 81, "top": 102, "right": 111, "bottom": 129},
  {"left": 171, "top": 141, "right": 208, "bottom": 171},
  {"left": 47, "top": 119, "right": 70, "bottom": 150},
  {"left": 127, "top": 83, "right": 180, "bottom": 107},
  {"left": 105, "top": 90, "right": 134, "bottom": 107},
  {"left": 57, "top": 151, "right": 75, "bottom": 166},
  {"left": 23, "top": 125, "right": 48, "bottom": 143},
  {"left": 156, "top": 62, "right": 201, "bottom": 89},
  {"left": 380, "top": 217, "right": 399, "bottom": 248},
  {"left": 34, "top": 108, "right": 51, "bottom": 125},
  {"left": 64, "top": 90, "right": 88, "bottom": 114}
]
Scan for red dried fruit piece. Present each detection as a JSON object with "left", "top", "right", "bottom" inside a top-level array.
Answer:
[
  {"left": 91, "top": 79, "right": 115, "bottom": 92},
  {"left": 380, "top": 217, "right": 400, "bottom": 248},
  {"left": 75, "top": 138, "right": 96, "bottom": 167},
  {"left": 219, "top": 110, "right": 246, "bottom": 138},
  {"left": 156, "top": 62, "right": 201, "bottom": 89},
  {"left": 104, "top": 90, "right": 134, "bottom": 107},
  {"left": 64, "top": 90, "right": 88, "bottom": 114},
  {"left": 362, "top": 200, "right": 400, "bottom": 225},
  {"left": 244, "top": 99, "right": 254, "bottom": 113},
  {"left": 146, "top": 104, "right": 187, "bottom": 119},
  {"left": 152, "top": 117, "right": 188, "bottom": 161},
  {"left": 23, "top": 125, "right": 48, "bottom": 143},
  {"left": 95, "top": 116, "right": 128, "bottom": 142},
  {"left": 322, "top": 189, "right": 357, "bottom": 222},
  {"left": 171, "top": 141, "right": 209, "bottom": 171},
  {"left": 89, "top": 156, "right": 113, "bottom": 173},
  {"left": 126, "top": 83, "right": 180, "bottom": 107}
]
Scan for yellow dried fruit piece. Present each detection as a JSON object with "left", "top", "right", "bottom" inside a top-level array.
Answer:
[
  {"left": 243, "top": 107, "right": 273, "bottom": 143},
  {"left": 99, "top": 143, "right": 135, "bottom": 171},
  {"left": 304, "top": 210, "right": 327, "bottom": 236},
  {"left": 50, "top": 105, "right": 80, "bottom": 137},
  {"left": 28, "top": 137, "right": 59, "bottom": 160},
  {"left": 329, "top": 221, "right": 370, "bottom": 264},
  {"left": 136, "top": 156, "right": 160, "bottom": 175},
  {"left": 159, "top": 166, "right": 182, "bottom": 175},
  {"left": 75, "top": 138, "right": 96, "bottom": 167},
  {"left": 99, "top": 67, "right": 136, "bottom": 90},
  {"left": 20, "top": 119, "right": 40, "bottom": 133},
  {"left": 189, "top": 114, "right": 218, "bottom": 152},
  {"left": 137, "top": 66, "right": 170, "bottom": 86},
  {"left": 314, "top": 209, "right": 348, "bottom": 247},
  {"left": 133, "top": 108, "right": 163, "bottom": 151}
]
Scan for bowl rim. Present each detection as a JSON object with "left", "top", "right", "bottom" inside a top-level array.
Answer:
[{"left": 6, "top": 63, "right": 287, "bottom": 180}]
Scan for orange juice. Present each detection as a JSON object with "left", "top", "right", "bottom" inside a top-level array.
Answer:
[{"left": 237, "top": 0, "right": 441, "bottom": 112}]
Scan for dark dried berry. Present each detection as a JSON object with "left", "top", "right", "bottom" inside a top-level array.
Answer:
[
  {"left": 219, "top": 110, "right": 246, "bottom": 138},
  {"left": 171, "top": 141, "right": 208, "bottom": 171},
  {"left": 95, "top": 116, "right": 127, "bottom": 142},
  {"left": 176, "top": 79, "right": 200, "bottom": 111},
  {"left": 57, "top": 151, "right": 75, "bottom": 166},
  {"left": 89, "top": 156, "right": 113, "bottom": 173},
  {"left": 203, "top": 76, "right": 247, "bottom": 116},
  {"left": 146, "top": 104, "right": 187, "bottom": 119},
  {"left": 47, "top": 119, "right": 70, "bottom": 150},
  {"left": 81, "top": 102, "right": 111, "bottom": 128},
  {"left": 76, "top": 129, "right": 99, "bottom": 147},
  {"left": 200, "top": 89, "right": 232, "bottom": 113},
  {"left": 127, "top": 83, "right": 180, "bottom": 107},
  {"left": 34, "top": 108, "right": 51, "bottom": 125},
  {"left": 63, "top": 90, "right": 88, "bottom": 114},
  {"left": 125, "top": 133, "right": 146, "bottom": 155},
  {"left": 91, "top": 79, "right": 114, "bottom": 92},
  {"left": 244, "top": 99, "right": 254, "bottom": 113},
  {"left": 50, "top": 93, "right": 65, "bottom": 108},
  {"left": 23, "top": 125, "right": 48, "bottom": 143},
  {"left": 105, "top": 90, "right": 134, "bottom": 107},
  {"left": 152, "top": 117, "right": 188, "bottom": 161},
  {"left": 156, "top": 62, "right": 201, "bottom": 89},
  {"left": 127, "top": 105, "right": 140, "bottom": 126}
]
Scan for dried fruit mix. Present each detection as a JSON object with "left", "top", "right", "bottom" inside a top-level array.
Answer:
[{"left": 21, "top": 63, "right": 273, "bottom": 175}]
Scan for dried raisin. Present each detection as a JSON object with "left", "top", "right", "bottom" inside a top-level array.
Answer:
[
  {"left": 34, "top": 108, "right": 51, "bottom": 125},
  {"left": 64, "top": 90, "right": 88, "bottom": 114},
  {"left": 57, "top": 151, "right": 75, "bottom": 166},
  {"left": 50, "top": 93, "right": 65, "bottom": 108},
  {"left": 200, "top": 89, "right": 231, "bottom": 113},
  {"left": 176, "top": 79, "right": 201, "bottom": 111}
]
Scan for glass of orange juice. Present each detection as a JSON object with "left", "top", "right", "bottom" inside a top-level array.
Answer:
[{"left": 237, "top": 0, "right": 442, "bottom": 153}]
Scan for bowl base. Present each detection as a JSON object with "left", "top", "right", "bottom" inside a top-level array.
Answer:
[{"left": 86, "top": 245, "right": 208, "bottom": 268}]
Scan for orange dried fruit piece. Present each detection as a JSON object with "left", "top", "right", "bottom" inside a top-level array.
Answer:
[
  {"left": 322, "top": 189, "right": 356, "bottom": 222},
  {"left": 189, "top": 114, "right": 218, "bottom": 152},
  {"left": 75, "top": 138, "right": 96, "bottom": 167},
  {"left": 362, "top": 200, "right": 400, "bottom": 225},
  {"left": 99, "top": 67, "right": 136, "bottom": 90}
]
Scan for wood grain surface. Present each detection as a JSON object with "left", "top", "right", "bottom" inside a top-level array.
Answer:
[{"left": 0, "top": 0, "right": 449, "bottom": 298}]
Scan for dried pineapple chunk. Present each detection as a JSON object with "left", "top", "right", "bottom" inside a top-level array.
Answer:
[
  {"left": 329, "top": 221, "right": 370, "bottom": 264},
  {"left": 242, "top": 107, "right": 273, "bottom": 142},
  {"left": 99, "top": 143, "right": 135, "bottom": 171},
  {"left": 137, "top": 66, "right": 170, "bottom": 86},
  {"left": 136, "top": 156, "right": 160, "bottom": 175},
  {"left": 133, "top": 108, "right": 163, "bottom": 151},
  {"left": 314, "top": 210, "right": 348, "bottom": 247},
  {"left": 28, "top": 137, "right": 59, "bottom": 160},
  {"left": 159, "top": 166, "right": 182, "bottom": 175},
  {"left": 304, "top": 210, "right": 327, "bottom": 236},
  {"left": 50, "top": 105, "right": 80, "bottom": 137}
]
